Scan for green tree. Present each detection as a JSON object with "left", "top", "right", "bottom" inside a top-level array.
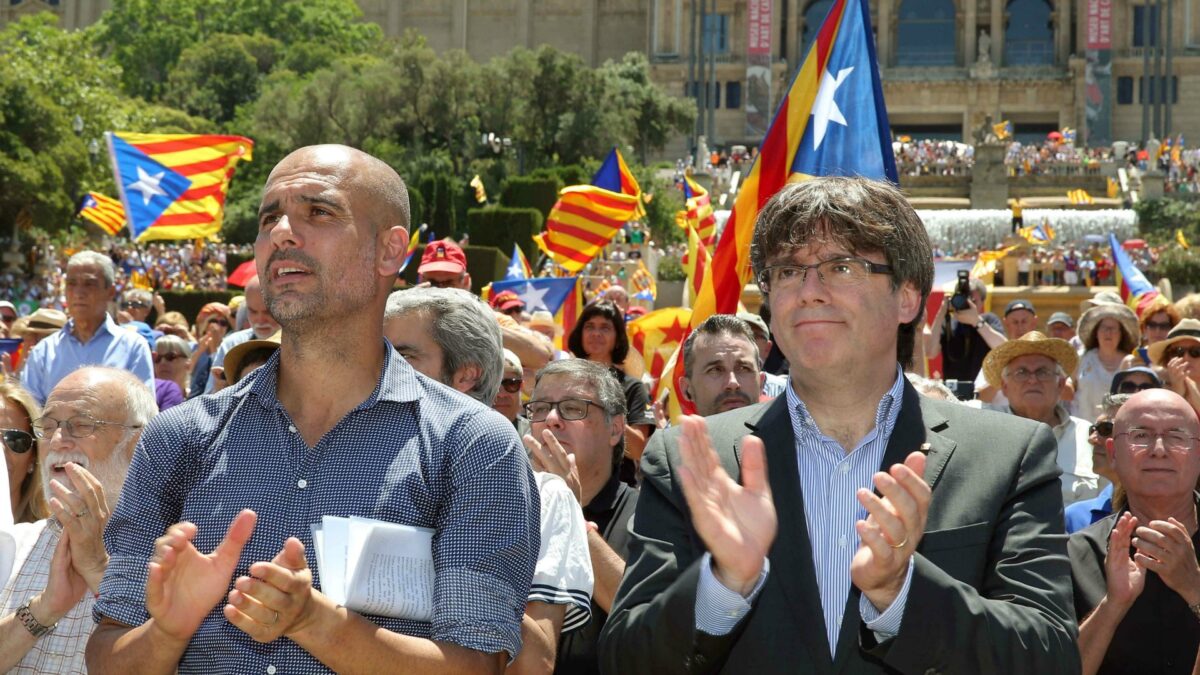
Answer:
[
  {"left": 96, "top": 0, "right": 381, "bottom": 101},
  {"left": 166, "top": 33, "right": 280, "bottom": 123},
  {"left": 0, "top": 13, "right": 208, "bottom": 236},
  {"left": 602, "top": 52, "right": 696, "bottom": 164}
]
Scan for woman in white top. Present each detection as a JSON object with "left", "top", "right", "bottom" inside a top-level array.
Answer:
[{"left": 1073, "top": 303, "right": 1140, "bottom": 422}]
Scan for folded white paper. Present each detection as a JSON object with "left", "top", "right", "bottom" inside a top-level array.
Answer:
[{"left": 312, "top": 517, "right": 436, "bottom": 621}]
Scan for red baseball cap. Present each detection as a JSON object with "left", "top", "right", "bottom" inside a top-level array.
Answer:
[
  {"left": 419, "top": 239, "right": 467, "bottom": 276},
  {"left": 490, "top": 290, "right": 525, "bottom": 312}
]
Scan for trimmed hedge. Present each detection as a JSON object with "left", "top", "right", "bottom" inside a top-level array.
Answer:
[
  {"left": 399, "top": 243, "right": 509, "bottom": 293},
  {"left": 466, "top": 207, "right": 543, "bottom": 262},
  {"left": 500, "top": 176, "right": 561, "bottom": 221},
  {"left": 531, "top": 164, "right": 589, "bottom": 188}
]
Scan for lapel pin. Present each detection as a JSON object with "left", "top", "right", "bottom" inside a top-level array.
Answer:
[{"left": 919, "top": 442, "right": 932, "bottom": 455}]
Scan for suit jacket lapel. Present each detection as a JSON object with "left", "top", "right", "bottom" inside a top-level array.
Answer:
[{"left": 745, "top": 396, "right": 836, "bottom": 673}]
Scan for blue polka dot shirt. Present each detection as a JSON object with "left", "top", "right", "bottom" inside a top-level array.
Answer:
[{"left": 95, "top": 343, "right": 540, "bottom": 673}]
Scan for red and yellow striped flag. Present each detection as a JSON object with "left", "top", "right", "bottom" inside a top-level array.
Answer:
[
  {"left": 675, "top": 176, "right": 717, "bottom": 248},
  {"left": 78, "top": 192, "right": 126, "bottom": 236},
  {"left": 536, "top": 148, "right": 641, "bottom": 274},
  {"left": 535, "top": 186, "right": 640, "bottom": 273},
  {"left": 107, "top": 132, "right": 253, "bottom": 242}
]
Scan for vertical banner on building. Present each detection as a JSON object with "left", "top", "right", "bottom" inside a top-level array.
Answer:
[
  {"left": 1085, "top": 0, "right": 1113, "bottom": 147},
  {"left": 746, "top": 0, "right": 773, "bottom": 138}
]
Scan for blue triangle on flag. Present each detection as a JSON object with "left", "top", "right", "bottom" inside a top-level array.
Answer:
[
  {"left": 591, "top": 148, "right": 622, "bottom": 192},
  {"left": 110, "top": 134, "right": 191, "bottom": 239}
]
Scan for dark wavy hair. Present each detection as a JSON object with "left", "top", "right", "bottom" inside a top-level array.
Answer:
[
  {"left": 568, "top": 301, "right": 630, "bottom": 365},
  {"left": 749, "top": 177, "right": 934, "bottom": 369}
]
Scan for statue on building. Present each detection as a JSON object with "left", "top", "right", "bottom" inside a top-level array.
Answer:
[
  {"left": 974, "top": 114, "right": 1001, "bottom": 145},
  {"left": 977, "top": 30, "right": 992, "bottom": 65}
]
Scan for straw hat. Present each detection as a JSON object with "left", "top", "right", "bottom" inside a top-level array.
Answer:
[
  {"left": 982, "top": 331, "right": 1079, "bottom": 388},
  {"left": 1077, "top": 303, "right": 1140, "bottom": 352},
  {"left": 222, "top": 331, "right": 281, "bottom": 385},
  {"left": 12, "top": 308, "right": 66, "bottom": 338},
  {"left": 1147, "top": 318, "right": 1200, "bottom": 365}
]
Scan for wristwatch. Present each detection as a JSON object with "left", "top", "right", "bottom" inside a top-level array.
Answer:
[{"left": 16, "top": 601, "right": 55, "bottom": 638}]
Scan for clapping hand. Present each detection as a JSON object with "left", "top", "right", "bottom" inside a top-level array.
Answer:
[
  {"left": 1104, "top": 512, "right": 1146, "bottom": 608},
  {"left": 850, "top": 452, "right": 931, "bottom": 613},
  {"left": 524, "top": 429, "right": 583, "bottom": 504},
  {"left": 46, "top": 462, "right": 111, "bottom": 592},
  {"left": 1132, "top": 518, "right": 1200, "bottom": 605},
  {"left": 146, "top": 510, "right": 257, "bottom": 644},
  {"left": 226, "top": 537, "right": 319, "bottom": 643},
  {"left": 676, "top": 415, "right": 776, "bottom": 596}
]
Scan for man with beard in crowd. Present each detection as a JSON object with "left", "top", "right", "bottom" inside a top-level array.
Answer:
[
  {"left": 679, "top": 315, "right": 765, "bottom": 417},
  {"left": 0, "top": 367, "right": 155, "bottom": 673},
  {"left": 87, "top": 145, "right": 538, "bottom": 674},
  {"left": 205, "top": 275, "right": 280, "bottom": 394}
]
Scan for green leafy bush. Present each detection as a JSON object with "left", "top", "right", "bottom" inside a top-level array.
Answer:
[
  {"left": 500, "top": 176, "right": 561, "bottom": 221},
  {"left": 465, "top": 207, "right": 543, "bottom": 263},
  {"left": 657, "top": 257, "right": 687, "bottom": 282}
]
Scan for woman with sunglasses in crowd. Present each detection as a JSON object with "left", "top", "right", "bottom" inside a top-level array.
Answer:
[
  {"left": 1122, "top": 295, "right": 1182, "bottom": 368},
  {"left": 1064, "top": 392, "right": 1132, "bottom": 533},
  {"left": 0, "top": 378, "right": 43, "bottom": 524},
  {"left": 1149, "top": 318, "right": 1200, "bottom": 415},
  {"left": 152, "top": 335, "right": 192, "bottom": 411},
  {"left": 186, "top": 302, "right": 232, "bottom": 399}
]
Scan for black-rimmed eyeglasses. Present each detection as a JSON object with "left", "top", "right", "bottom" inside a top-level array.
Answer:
[{"left": 524, "top": 398, "right": 601, "bottom": 422}]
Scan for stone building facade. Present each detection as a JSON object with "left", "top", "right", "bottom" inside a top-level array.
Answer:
[{"left": 6, "top": 0, "right": 1199, "bottom": 149}]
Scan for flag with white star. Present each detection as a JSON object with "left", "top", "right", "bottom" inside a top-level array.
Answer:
[
  {"left": 105, "top": 132, "right": 253, "bottom": 242},
  {"left": 790, "top": 0, "right": 896, "bottom": 180},
  {"left": 488, "top": 276, "right": 583, "bottom": 349}
]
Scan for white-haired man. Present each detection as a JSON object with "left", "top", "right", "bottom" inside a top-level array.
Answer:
[
  {"left": 0, "top": 368, "right": 155, "bottom": 672},
  {"left": 205, "top": 275, "right": 280, "bottom": 394},
  {"left": 21, "top": 252, "right": 154, "bottom": 405}
]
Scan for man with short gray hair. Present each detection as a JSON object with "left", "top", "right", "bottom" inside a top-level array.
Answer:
[
  {"left": 20, "top": 252, "right": 154, "bottom": 404},
  {"left": 383, "top": 287, "right": 503, "bottom": 403},
  {"left": 523, "top": 359, "right": 636, "bottom": 675}
]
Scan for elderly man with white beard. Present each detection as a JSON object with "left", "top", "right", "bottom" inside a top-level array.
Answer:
[{"left": 0, "top": 367, "right": 155, "bottom": 673}]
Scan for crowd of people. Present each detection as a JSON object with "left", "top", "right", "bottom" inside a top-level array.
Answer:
[
  {"left": 0, "top": 145, "right": 1197, "bottom": 674},
  {"left": 0, "top": 235, "right": 249, "bottom": 313}
]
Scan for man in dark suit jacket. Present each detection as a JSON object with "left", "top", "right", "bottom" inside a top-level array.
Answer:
[{"left": 598, "top": 177, "right": 1079, "bottom": 674}]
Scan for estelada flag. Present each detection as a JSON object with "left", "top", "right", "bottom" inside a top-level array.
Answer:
[
  {"left": 536, "top": 148, "right": 641, "bottom": 274},
  {"left": 106, "top": 132, "right": 253, "bottom": 242},
  {"left": 690, "top": 0, "right": 895, "bottom": 330},
  {"left": 628, "top": 307, "right": 691, "bottom": 384},
  {"left": 675, "top": 176, "right": 717, "bottom": 248},
  {"left": 78, "top": 192, "right": 126, "bottom": 236},
  {"left": 1109, "top": 232, "right": 1160, "bottom": 315}
]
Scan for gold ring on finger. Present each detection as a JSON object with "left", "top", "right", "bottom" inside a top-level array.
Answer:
[{"left": 889, "top": 535, "right": 908, "bottom": 549}]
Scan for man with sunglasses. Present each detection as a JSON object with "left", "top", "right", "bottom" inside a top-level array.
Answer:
[
  {"left": 0, "top": 366, "right": 156, "bottom": 673},
  {"left": 1070, "top": 388, "right": 1200, "bottom": 674},
  {"left": 118, "top": 289, "right": 158, "bottom": 325},
  {"left": 523, "top": 359, "right": 636, "bottom": 675},
  {"left": 1066, "top": 394, "right": 1133, "bottom": 533},
  {"left": 20, "top": 251, "right": 154, "bottom": 406}
]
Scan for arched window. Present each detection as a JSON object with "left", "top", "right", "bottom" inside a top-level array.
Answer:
[
  {"left": 800, "top": 0, "right": 837, "bottom": 60},
  {"left": 1005, "top": 0, "right": 1054, "bottom": 65},
  {"left": 896, "top": 0, "right": 957, "bottom": 66}
]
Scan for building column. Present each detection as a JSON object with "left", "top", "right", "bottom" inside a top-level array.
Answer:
[
  {"left": 1055, "top": 0, "right": 1071, "bottom": 65},
  {"left": 787, "top": 0, "right": 802, "bottom": 67},
  {"left": 964, "top": 0, "right": 976, "bottom": 68},
  {"left": 387, "top": 0, "right": 403, "bottom": 39},
  {"left": 990, "top": 0, "right": 1005, "bottom": 66},
  {"left": 878, "top": 0, "right": 893, "bottom": 68},
  {"left": 517, "top": 0, "right": 531, "bottom": 47},
  {"left": 452, "top": 0, "right": 468, "bottom": 51}
]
